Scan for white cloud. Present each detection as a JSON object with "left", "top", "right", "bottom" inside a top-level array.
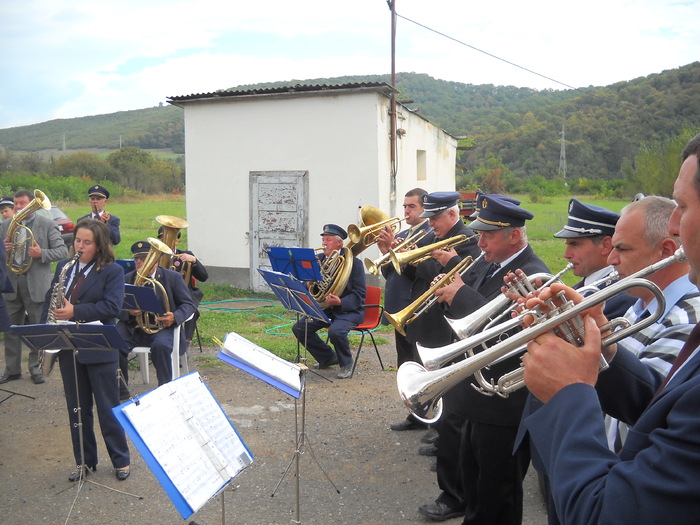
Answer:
[{"left": 1, "top": 0, "right": 698, "bottom": 128}]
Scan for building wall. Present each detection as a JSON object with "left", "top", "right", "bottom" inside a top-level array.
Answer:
[{"left": 180, "top": 90, "right": 456, "bottom": 287}]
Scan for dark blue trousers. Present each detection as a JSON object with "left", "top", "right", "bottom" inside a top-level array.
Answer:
[{"left": 292, "top": 316, "right": 356, "bottom": 367}]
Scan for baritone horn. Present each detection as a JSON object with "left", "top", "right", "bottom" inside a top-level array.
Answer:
[
  {"left": 346, "top": 206, "right": 401, "bottom": 256},
  {"left": 398, "top": 248, "right": 685, "bottom": 422},
  {"left": 133, "top": 237, "right": 173, "bottom": 334},
  {"left": 5, "top": 189, "right": 52, "bottom": 275},
  {"left": 390, "top": 234, "right": 477, "bottom": 274},
  {"left": 364, "top": 227, "right": 433, "bottom": 276},
  {"left": 385, "top": 252, "right": 484, "bottom": 336}
]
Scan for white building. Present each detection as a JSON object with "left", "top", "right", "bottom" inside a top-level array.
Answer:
[{"left": 168, "top": 82, "right": 458, "bottom": 291}]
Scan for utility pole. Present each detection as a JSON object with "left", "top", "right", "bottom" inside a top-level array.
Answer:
[
  {"left": 388, "top": 0, "right": 397, "bottom": 218},
  {"left": 559, "top": 123, "right": 567, "bottom": 186}
]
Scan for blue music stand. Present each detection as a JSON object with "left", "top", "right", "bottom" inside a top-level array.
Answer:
[
  {"left": 267, "top": 247, "right": 323, "bottom": 282},
  {"left": 123, "top": 284, "right": 165, "bottom": 314},
  {"left": 258, "top": 269, "right": 329, "bottom": 324}
]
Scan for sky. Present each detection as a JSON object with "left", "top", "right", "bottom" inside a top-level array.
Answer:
[{"left": 1, "top": 0, "right": 698, "bottom": 130}]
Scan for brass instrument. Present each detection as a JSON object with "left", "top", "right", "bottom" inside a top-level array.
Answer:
[
  {"left": 397, "top": 249, "right": 685, "bottom": 423},
  {"left": 155, "top": 215, "right": 192, "bottom": 284},
  {"left": 364, "top": 227, "right": 433, "bottom": 276},
  {"left": 346, "top": 206, "right": 401, "bottom": 256},
  {"left": 39, "top": 252, "right": 81, "bottom": 377},
  {"left": 385, "top": 253, "right": 484, "bottom": 336},
  {"left": 4, "top": 189, "right": 51, "bottom": 275},
  {"left": 389, "top": 234, "right": 476, "bottom": 274},
  {"left": 308, "top": 247, "right": 354, "bottom": 309},
  {"left": 133, "top": 237, "right": 173, "bottom": 334}
]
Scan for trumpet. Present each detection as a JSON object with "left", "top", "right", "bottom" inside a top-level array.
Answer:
[
  {"left": 397, "top": 248, "right": 686, "bottom": 422},
  {"left": 390, "top": 234, "right": 477, "bottom": 274},
  {"left": 385, "top": 253, "right": 484, "bottom": 336},
  {"left": 364, "top": 227, "right": 433, "bottom": 276}
]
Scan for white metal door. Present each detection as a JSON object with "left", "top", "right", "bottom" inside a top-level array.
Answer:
[{"left": 250, "top": 171, "right": 308, "bottom": 292}]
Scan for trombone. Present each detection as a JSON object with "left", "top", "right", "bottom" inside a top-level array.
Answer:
[
  {"left": 390, "top": 234, "right": 477, "bottom": 275},
  {"left": 385, "top": 252, "right": 484, "bottom": 336},
  {"left": 364, "top": 227, "right": 433, "bottom": 276},
  {"left": 397, "top": 248, "right": 685, "bottom": 423}
]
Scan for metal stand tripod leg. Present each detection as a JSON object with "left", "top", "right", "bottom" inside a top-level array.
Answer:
[{"left": 271, "top": 372, "right": 339, "bottom": 524}]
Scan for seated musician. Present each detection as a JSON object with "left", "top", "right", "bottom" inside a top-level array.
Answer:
[
  {"left": 157, "top": 225, "right": 208, "bottom": 346},
  {"left": 77, "top": 185, "right": 121, "bottom": 245},
  {"left": 291, "top": 224, "right": 366, "bottom": 379},
  {"left": 116, "top": 240, "right": 195, "bottom": 394}
]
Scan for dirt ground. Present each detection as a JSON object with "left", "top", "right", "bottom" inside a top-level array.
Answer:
[{"left": 0, "top": 335, "right": 548, "bottom": 525}]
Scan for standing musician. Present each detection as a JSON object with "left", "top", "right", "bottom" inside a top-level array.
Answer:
[
  {"left": 116, "top": 241, "right": 196, "bottom": 391},
  {"left": 41, "top": 219, "right": 130, "bottom": 482},
  {"left": 77, "top": 185, "right": 121, "bottom": 246},
  {"left": 422, "top": 194, "right": 549, "bottom": 524},
  {"left": 292, "top": 224, "right": 366, "bottom": 380},
  {"left": 0, "top": 189, "right": 68, "bottom": 385},
  {"left": 157, "top": 225, "right": 208, "bottom": 345},
  {"left": 0, "top": 195, "right": 15, "bottom": 222}
]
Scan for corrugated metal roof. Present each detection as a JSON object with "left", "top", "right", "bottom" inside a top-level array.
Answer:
[{"left": 168, "top": 81, "right": 395, "bottom": 103}]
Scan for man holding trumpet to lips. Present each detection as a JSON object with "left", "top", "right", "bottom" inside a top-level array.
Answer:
[
  {"left": 515, "top": 133, "right": 700, "bottom": 523},
  {"left": 77, "top": 185, "right": 121, "bottom": 246}
]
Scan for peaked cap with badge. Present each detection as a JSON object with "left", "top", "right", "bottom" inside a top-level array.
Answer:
[
  {"left": 130, "top": 240, "right": 150, "bottom": 257},
  {"left": 469, "top": 194, "right": 534, "bottom": 231},
  {"left": 553, "top": 198, "right": 619, "bottom": 238},
  {"left": 88, "top": 184, "right": 110, "bottom": 199},
  {"left": 469, "top": 192, "right": 522, "bottom": 219},
  {"left": 320, "top": 224, "right": 347, "bottom": 240},
  {"left": 419, "top": 191, "right": 461, "bottom": 218}
]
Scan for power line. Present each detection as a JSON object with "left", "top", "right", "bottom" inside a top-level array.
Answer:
[{"left": 395, "top": 11, "right": 685, "bottom": 128}]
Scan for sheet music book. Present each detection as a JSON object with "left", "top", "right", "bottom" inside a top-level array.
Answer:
[
  {"left": 113, "top": 372, "right": 253, "bottom": 519},
  {"left": 217, "top": 332, "right": 304, "bottom": 398}
]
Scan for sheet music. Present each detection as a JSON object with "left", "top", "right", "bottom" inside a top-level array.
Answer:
[
  {"left": 122, "top": 372, "right": 252, "bottom": 513},
  {"left": 221, "top": 332, "right": 302, "bottom": 394}
]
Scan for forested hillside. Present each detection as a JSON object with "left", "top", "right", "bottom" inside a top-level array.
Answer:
[{"left": 1, "top": 62, "right": 698, "bottom": 190}]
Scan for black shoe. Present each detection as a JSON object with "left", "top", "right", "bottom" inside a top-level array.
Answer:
[
  {"left": 418, "top": 444, "right": 438, "bottom": 456},
  {"left": 418, "top": 501, "right": 464, "bottom": 521},
  {"left": 421, "top": 428, "right": 439, "bottom": 444},
  {"left": 0, "top": 373, "right": 21, "bottom": 384},
  {"left": 68, "top": 465, "right": 95, "bottom": 482},
  {"left": 115, "top": 466, "right": 130, "bottom": 481},
  {"left": 31, "top": 373, "right": 45, "bottom": 384},
  {"left": 390, "top": 416, "right": 429, "bottom": 431},
  {"left": 313, "top": 357, "right": 339, "bottom": 370}
]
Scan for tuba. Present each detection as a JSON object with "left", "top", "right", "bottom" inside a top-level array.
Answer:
[
  {"left": 308, "top": 247, "right": 354, "bottom": 309},
  {"left": 155, "top": 215, "right": 192, "bottom": 284},
  {"left": 133, "top": 237, "right": 173, "bottom": 334},
  {"left": 5, "top": 189, "right": 52, "bottom": 275}
]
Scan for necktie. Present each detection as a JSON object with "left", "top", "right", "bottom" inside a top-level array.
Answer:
[
  {"left": 69, "top": 273, "right": 86, "bottom": 301},
  {"left": 656, "top": 323, "right": 700, "bottom": 394},
  {"left": 14, "top": 224, "right": 27, "bottom": 266},
  {"left": 484, "top": 262, "right": 500, "bottom": 281}
]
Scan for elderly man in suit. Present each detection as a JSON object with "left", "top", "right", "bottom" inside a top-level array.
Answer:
[
  {"left": 77, "top": 185, "right": 121, "bottom": 246},
  {"left": 0, "top": 189, "right": 68, "bottom": 385}
]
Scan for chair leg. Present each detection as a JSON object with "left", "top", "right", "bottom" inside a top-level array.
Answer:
[
  {"left": 195, "top": 322, "right": 203, "bottom": 353},
  {"left": 351, "top": 332, "right": 366, "bottom": 378},
  {"left": 367, "top": 332, "right": 384, "bottom": 370}
]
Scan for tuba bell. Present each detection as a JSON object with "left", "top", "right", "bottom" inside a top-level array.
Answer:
[
  {"left": 155, "top": 215, "right": 192, "bottom": 283},
  {"left": 133, "top": 237, "right": 173, "bottom": 334},
  {"left": 5, "top": 189, "right": 52, "bottom": 275}
]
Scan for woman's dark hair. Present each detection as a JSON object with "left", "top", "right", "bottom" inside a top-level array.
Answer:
[{"left": 73, "top": 218, "right": 115, "bottom": 268}]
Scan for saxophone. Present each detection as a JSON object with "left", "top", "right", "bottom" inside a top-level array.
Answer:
[{"left": 40, "top": 253, "right": 81, "bottom": 377}]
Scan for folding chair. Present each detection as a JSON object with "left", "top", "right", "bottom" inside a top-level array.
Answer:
[{"left": 350, "top": 285, "right": 385, "bottom": 377}]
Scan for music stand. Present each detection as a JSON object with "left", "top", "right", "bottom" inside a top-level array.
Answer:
[
  {"left": 123, "top": 284, "right": 165, "bottom": 314},
  {"left": 10, "top": 323, "right": 142, "bottom": 504},
  {"left": 267, "top": 247, "right": 323, "bottom": 282}
]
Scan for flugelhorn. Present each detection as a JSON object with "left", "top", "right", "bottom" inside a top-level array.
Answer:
[
  {"left": 389, "top": 234, "right": 477, "bottom": 274},
  {"left": 346, "top": 206, "right": 401, "bottom": 256},
  {"left": 385, "top": 253, "right": 484, "bottom": 336},
  {"left": 397, "top": 248, "right": 686, "bottom": 422},
  {"left": 364, "top": 227, "right": 433, "bottom": 276}
]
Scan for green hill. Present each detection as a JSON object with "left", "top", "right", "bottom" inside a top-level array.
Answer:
[{"left": 1, "top": 62, "right": 698, "bottom": 182}]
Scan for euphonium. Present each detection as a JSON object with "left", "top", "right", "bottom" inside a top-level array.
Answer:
[
  {"left": 133, "top": 237, "right": 173, "bottom": 334},
  {"left": 5, "top": 189, "right": 52, "bottom": 275},
  {"left": 346, "top": 206, "right": 401, "bottom": 256},
  {"left": 308, "top": 247, "right": 354, "bottom": 309},
  {"left": 364, "top": 227, "right": 433, "bottom": 276},
  {"left": 385, "top": 253, "right": 484, "bottom": 336},
  {"left": 389, "top": 234, "right": 477, "bottom": 274},
  {"left": 398, "top": 248, "right": 685, "bottom": 422},
  {"left": 155, "top": 215, "right": 192, "bottom": 283}
]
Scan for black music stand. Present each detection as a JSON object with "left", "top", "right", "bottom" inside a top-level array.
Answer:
[{"left": 10, "top": 323, "right": 141, "bottom": 506}]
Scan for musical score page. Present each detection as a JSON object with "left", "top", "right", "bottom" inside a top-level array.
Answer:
[{"left": 121, "top": 372, "right": 252, "bottom": 513}]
